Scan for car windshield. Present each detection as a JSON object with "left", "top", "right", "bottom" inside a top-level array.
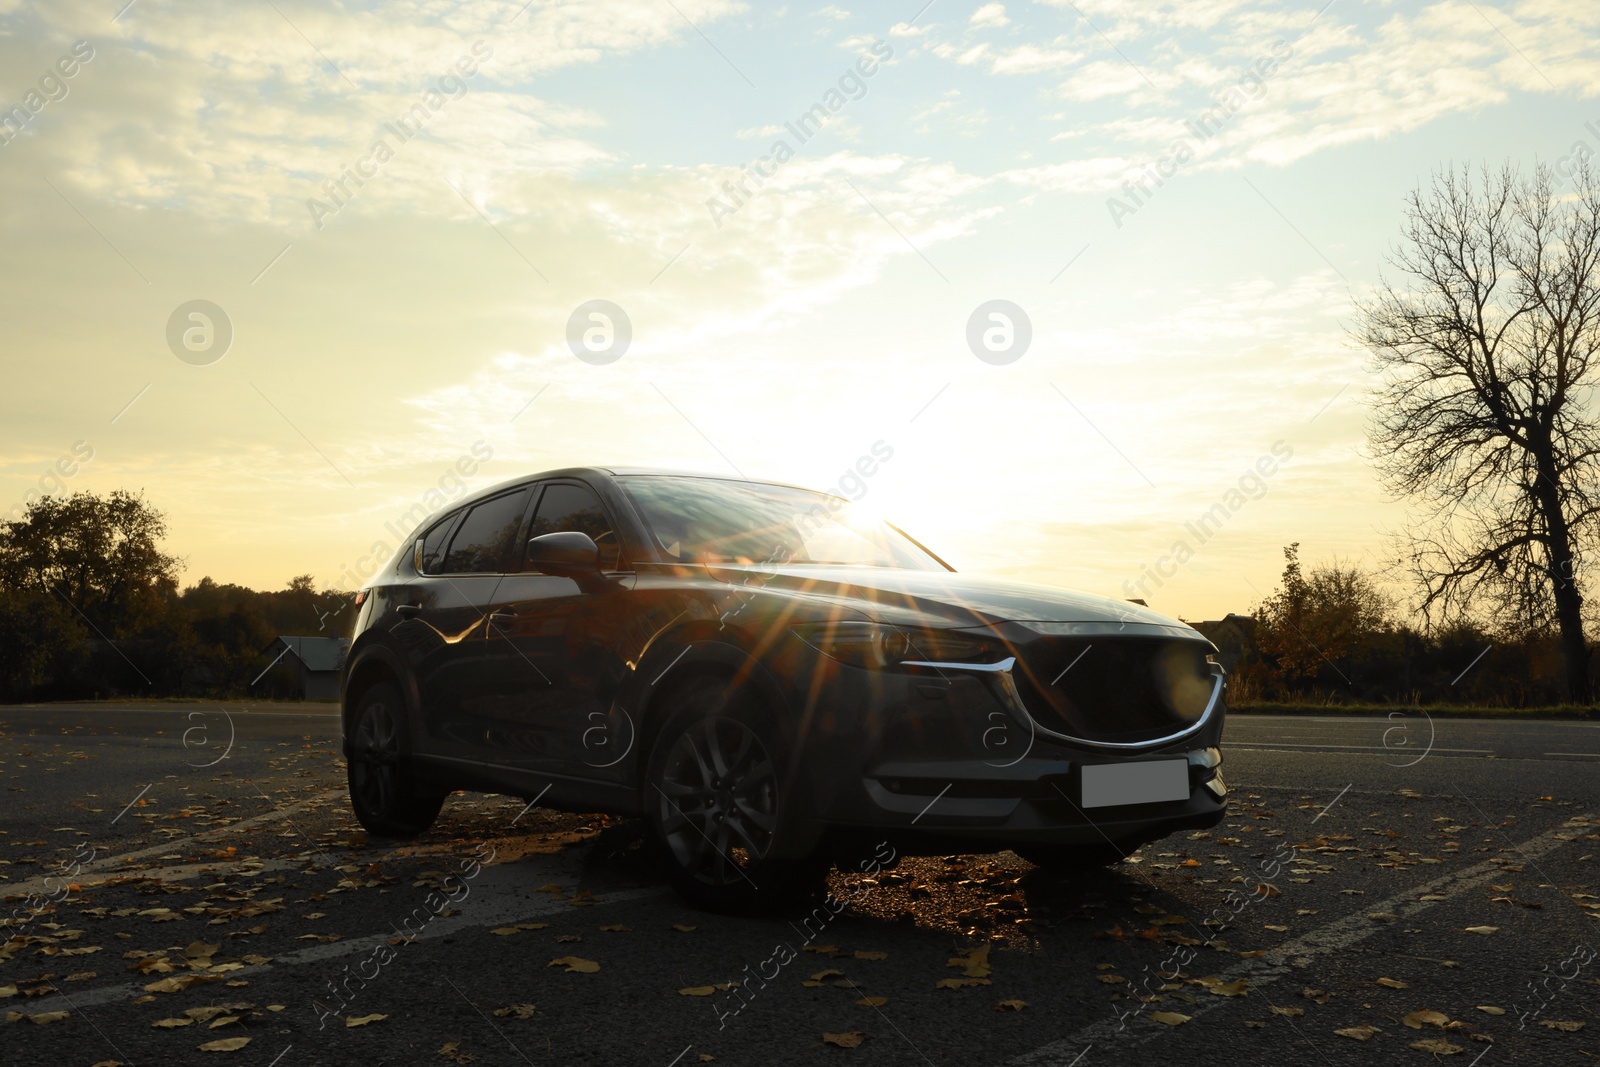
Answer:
[{"left": 618, "top": 476, "right": 947, "bottom": 570}]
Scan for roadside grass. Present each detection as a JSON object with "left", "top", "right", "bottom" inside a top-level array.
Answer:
[{"left": 1232, "top": 701, "right": 1598, "bottom": 720}]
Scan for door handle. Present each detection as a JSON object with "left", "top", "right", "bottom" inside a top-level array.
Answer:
[{"left": 396, "top": 603, "right": 421, "bottom": 618}]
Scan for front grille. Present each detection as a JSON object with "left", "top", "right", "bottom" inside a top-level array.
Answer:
[{"left": 1008, "top": 637, "right": 1215, "bottom": 744}]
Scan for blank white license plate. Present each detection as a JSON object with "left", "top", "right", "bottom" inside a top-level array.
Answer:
[{"left": 1080, "top": 759, "right": 1189, "bottom": 808}]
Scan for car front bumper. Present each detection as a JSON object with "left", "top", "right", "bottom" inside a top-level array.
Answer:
[{"left": 787, "top": 647, "right": 1228, "bottom": 851}]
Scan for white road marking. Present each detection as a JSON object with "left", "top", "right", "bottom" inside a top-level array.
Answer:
[
  {"left": 59, "top": 868, "right": 667, "bottom": 1013},
  {"left": 2, "top": 789, "right": 346, "bottom": 897},
  {"left": 1004, "top": 812, "right": 1593, "bottom": 1062},
  {"left": 1229, "top": 743, "right": 1493, "bottom": 754},
  {"left": 1007, "top": 811, "right": 1597, "bottom": 1063}
]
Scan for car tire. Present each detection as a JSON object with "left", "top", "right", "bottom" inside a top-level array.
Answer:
[
  {"left": 347, "top": 682, "right": 444, "bottom": 838},
  {"left": 644, "top": 678, "right": 825, "bottom": 913},
  {"left": 1013, "top": 839, "right": 1137, "bottom": 873}
]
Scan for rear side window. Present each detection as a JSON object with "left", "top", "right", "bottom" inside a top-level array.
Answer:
[
  {"left": 441, "top": 488, "right": 532, "bottom": 574},
  {"left": 528, "top": 483, "right": 619, "bottom": 570},
  {"left": 417, "top": 514, "right": 457, "bottom": 574}
]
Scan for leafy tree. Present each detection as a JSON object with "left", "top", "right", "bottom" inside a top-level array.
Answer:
[
  {"left": 0, "top": 490, "right": 181, "bottom": 637},
  {"left": 1254, "top": 543, "right": 1392, "bottom": 687}
]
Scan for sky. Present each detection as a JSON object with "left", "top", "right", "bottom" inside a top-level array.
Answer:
[{"left": 1, "top": 0, "right": 1598, "bottom": 622}]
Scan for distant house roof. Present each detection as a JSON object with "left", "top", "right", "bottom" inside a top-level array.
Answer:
[{"left": 270, "top": 636, "right": 349, "bottom": 673}]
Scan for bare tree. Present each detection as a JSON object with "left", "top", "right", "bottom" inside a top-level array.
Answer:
[{"left": 1356, "top": 162, "right": 1600, "bottom": 703}]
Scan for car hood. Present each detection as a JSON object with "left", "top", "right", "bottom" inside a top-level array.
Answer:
[{"left": 704, "top": 564, "right": 1204, "bottom": 640}]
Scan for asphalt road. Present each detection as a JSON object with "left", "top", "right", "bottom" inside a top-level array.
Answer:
[{"left": 2, "top": 702, "right": 1597, "bottom": 1066}]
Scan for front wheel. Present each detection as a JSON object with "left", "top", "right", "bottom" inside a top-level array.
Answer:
[
  {"left": 644, "top": 680, "right": 825, "bottom": 912},
  {"left": 347, "top": 682, "right": 444, "bottom": 838}
]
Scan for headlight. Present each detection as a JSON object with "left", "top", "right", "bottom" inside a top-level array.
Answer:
[{"left": 791, "top": 622, "right": 999, "bottom": 670}]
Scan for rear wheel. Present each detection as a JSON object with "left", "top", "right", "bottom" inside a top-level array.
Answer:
[
  {"left": 347, "top": 683, "right": 444, "bottom": 838},
  {"left": 644, "top": 680, "right": 825, "bottom": 912}
]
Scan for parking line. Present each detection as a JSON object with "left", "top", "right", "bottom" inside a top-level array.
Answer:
[{"left": 1006, "top": 811, "right": 1597, "bottom": 1063}]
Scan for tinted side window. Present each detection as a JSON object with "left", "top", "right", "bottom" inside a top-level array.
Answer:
[
  {"left": 441, "top": 488, "right": 532, "bottom": 574},
  {"left": 418, "top": 513, "right": 457, "bottom": 574},
  {"left": 528, "top": 483, "right": 619, "bottom": 570}
]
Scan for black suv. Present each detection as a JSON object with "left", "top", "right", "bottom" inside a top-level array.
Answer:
[{"left": 341, "top": 467, "right": 1227, "bottom": 910}]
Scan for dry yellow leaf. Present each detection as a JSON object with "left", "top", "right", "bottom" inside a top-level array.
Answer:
[
  {"left": 1403, "top": 1010, "right": 1450, "bottom": 1030},
  {"left": 1476, "top": 1006, "right": 1505, "bottom": 1016},
  {"left": 1408, "top": 1038, "right": 1463, "bottom": 1055},
  {"left": 1375, "top": 977, "right": 1408, "bottom": 989},
  {"left": 197, "top": 1037, "right": 251, "bottom": 1052},
  {"left": 679, "top": 987, "right": 717, "bottom": 997},
  {"left": 152, "top": 1018, "right": 193, "bottom": 1028},
  {"left": 1464, "top": 926, "right": 1499, "bottom": 935},
  {"left": 548, "top": 957, "right": 599, "bottom": 973},
  {"left": 345, "top": 1013, "right": 388, "bottom": 1027},
  {"left": 1541, "top": 1020, "right": 1585, "bottom": 1032},
  {"left": 1335, "top": 1025, "right": 1381, "bottom": 1040},
  {"left": 492, "top": 1004, "right": 537, "bottom": 1019},
  {"left": 853, "top": 950, "right": 887, "bottom": 960},
  {"left": 822, "top": 1032, "right": 863, "bottom": 1048},
  {"left": 9, "top": 1011, "right": 71, "bottom": 1025},
  {"left": 994, "top": 999, "right": 1027, "bottom": 1012},
  {"left": 1149, "top": 1011, "right": 1191, "bottom": 1026},
  {"left": 856, "top": 996, "right": 887, "bottom": 1007}
]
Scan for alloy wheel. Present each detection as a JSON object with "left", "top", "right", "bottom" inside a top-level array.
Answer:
[
  {"left": 351, "top": 699, "right": 400, "bottom": 817},
  {"left": 655, "top": 716, "right": 780, "bottom": 887}
]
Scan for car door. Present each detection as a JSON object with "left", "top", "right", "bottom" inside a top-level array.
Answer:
[
  {"left": 477, "top": 480, "right": 634, "bottom": 778},
  {"left": 407, "top": 486, "right": 532, "bottom": 763}
]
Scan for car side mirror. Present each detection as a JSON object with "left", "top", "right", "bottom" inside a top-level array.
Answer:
[{"left": 525, "top": 531, "right": 600, "bottom": 576}]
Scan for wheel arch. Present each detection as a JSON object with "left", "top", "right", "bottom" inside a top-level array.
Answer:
[
  {"left": 340, "top": 642, "right": 419, "bottom": 757},
  {"left": 630, "top": 635, "right": 797, "bottom": 802}
]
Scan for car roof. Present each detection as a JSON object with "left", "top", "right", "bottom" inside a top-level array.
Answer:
[{"left": 448, "top": 466, "right": 827, "bottom": 514}]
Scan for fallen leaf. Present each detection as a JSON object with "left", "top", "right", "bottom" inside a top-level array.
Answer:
[
  {"left": 1541, "top": 1020, "right": 1585, "bottom": 1032},
  {"left": 1149, "top": 1011, "right": 1191, "bottom": 1026},
  {"left": 599, "top": 925, "right": 628, "bottom": 932},
  {"left": 492, "top": 1004, "right": 537, "bottom": 1019},
  {"left": 935, "top": 977, "right": 991, "bottom": 989},
  {"left": 679, "top": 987, "right": 717, "bottom": 997},
  {"left": 1271, "top": 1006, "right": 1304, "bottom": 1018},
  {"left": 1464, "top": 926, "right": 1499, "bottom": 936},
  {"left": 152, "top": 1018, "right": 194, "bottom": 1028},
  {"left": 672, "top": 924, "right": 696, "bottom": 932},
  {"left": 8, "top": 1011, "right": 71, "bottom": 1025},
  {"left": 1408, "top": 1038, "right": 1463, "bottom": 1055},
  {"left": 810, "top": 969, "right": 844, "bottom": 982},
  {"left": 1403, "top": 1010, "right": 1451, "bottom": 1030},
  {"left": 1375, "top": 977, "right": 1409, "bottom": 989},
  {"left": 853, "top": 950, "right": 887, "bottom": 960},
  {"left": 1197, "top": 976, "right": 1248, "bottom": 998},
  {"left": 1476, "top": 1006, "right": 1505, "bottom": 1016},
  {"left": 489, "top": 928, "right": 521, "bottom": 936},
  {"left": 438, "top": 1042, "right": 475, "bottom": 1064},
  {"left": 822, "top": 1032, "right": 863, "bottom": 1048},
  {"left": 946, "top": 944, "right": 991, "bottom": 978},
  {"left": 548, "top": 957, "right": 599, "bottom": 974},
  {"left": 345, "top": 1013, "right": 388, "bottom": 1027},
  {"left": 1335, "top": 1025, "right": 1381, "bottom": 1040},
  {"left": 994, "top": 999, "right": 1027, "bottom": 1012}
]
